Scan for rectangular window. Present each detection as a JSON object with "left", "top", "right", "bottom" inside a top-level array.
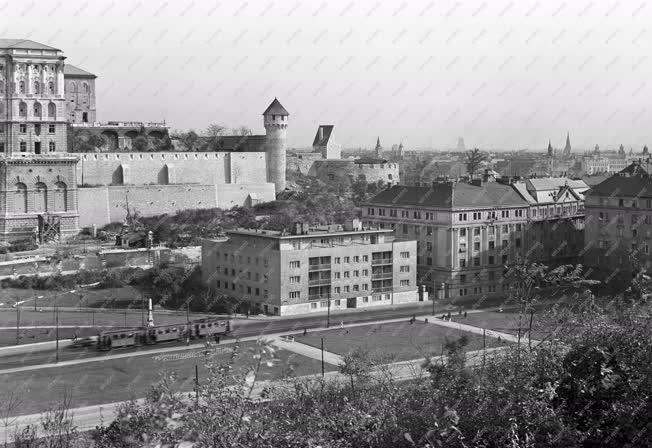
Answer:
[
  {"left": 0, "top": 142, "right": 4, "bottom": 153},
  {"left": 290, "top": 276, "right": 300, "bottom": 284},
  {"left": 459, "top": 259, "right": 466, "bottom": 268},
  {"left": 400, "top": 265, "right": 409, "bottom": 272},
  {"left": 427, "top": 257, "right": 432, "bottom": 265},
  {"left": 362, "top": 284, "right": 369, "bottom": 290},
  {"left": 400, "top": 280, "right": 410, "bottom": 286},
  {"left": 515, "top": 223, "right": 522, "bottom": 231},
  {"left": 473, "top": 257, "right": 480, "bottom": 266},
  {"left": 426, "top": 241, "right": 433, "bottom": 251},
  {"left": 473, "top": 227, "right": 480, "bottom": 236},
  {"left": 426, "top": 226, "right": 433, "bottom": 236},
  {"left": 362, "top": 255, "right": 368, "bottom": 262},
  {"left": 473, "top": 242, "right": 480, "bottom": 251},
  {"left": 334, "top": 287, "right": 341, "bottom": 293},
  {"left": 502, "top": 240, "right": 508, "bottom": 248},
  {"left": 343, "top": 286, "right": 350, "bottom": 292},
  {"left": 515, "top": 238, "right": 521, "bottom": 248},
  {"left": 334, "top": 272, "right": 341, "bottom": 279},
  {"left": 353, "top": 284, "right": 359, "bottom": 291},
  {"left": 400, "top": 251, "right": 409, "bottom": 258},
  {"left": 460, "top": 274, "right": 467, "bottom": 283},
  {"left": 311, "top": 302, "right": 317, "bottom": 309},
  {"left": 402, "top": 224, "right": 408, "bottom": 234},
  {"left": 344, "top": 256, "right": 350, "bottom": 263},
  {"left": 362, "top": 269, "right": 369, "bottom": 276},
  {"left": 289, "top": 291, "right": 300, "bottom": 299},
  {"left": 460, "top": 228, "right": 466, "bottom": 237},
  {"left": 344, "top": 271, "right": 350, "bottom": 278},
  {"left": 353, "top": 270, "right": 359, "bottom": 277},
  {"left": 289, "top": 260, "right": 300, "bottom": 268},
  {"left": 488, "top": 255, "right": 495, "bottom": 264},
  {"left": 488, "top": 226, "right": 495, "bottom": 235},
  {"left": 334, "top": 257, "right": 341, "bottom": 264},
  {"left": 19, "top": 124, "right": 26, "bottom": 133},
  {"left": 255, "top": 288, "right": 260, "bottom": 295},
  {"left": 353, "top": 256, "right": 359, "bottom": 263}
]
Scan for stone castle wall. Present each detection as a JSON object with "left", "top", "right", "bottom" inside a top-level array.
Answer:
[
  {"left": 77, "top": 151, "right": 268, "bottom": 186},
  {"left": 287, "top": 153, "right": 322, "bottom": 175},
  {"left": 77, "top": 183, "right": 275, "bottom": 228},
  {"left": 309, "top": 160, "right": 399, "bottom": 184}
]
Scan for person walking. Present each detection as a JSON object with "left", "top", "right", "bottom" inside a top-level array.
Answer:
[{"left": 340, "top": 320, "right": 344, "bottom": 329}]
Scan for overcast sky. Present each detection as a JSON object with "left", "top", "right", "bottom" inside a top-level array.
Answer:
[{"left": 4, "top": 0, "right": 651, "bottom": 151}]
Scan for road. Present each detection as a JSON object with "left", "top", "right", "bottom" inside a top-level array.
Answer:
[{"left": 0, "top": 301, "right": 459, "bottom": 369}]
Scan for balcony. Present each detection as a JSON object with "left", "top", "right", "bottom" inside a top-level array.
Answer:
[
  {"left": 308, "top": 263, "right": 331, "bottom": 271},
  {"left": 308, "top": 278, "right": 331, "bottom": 286},
  {"left": 371, "top": 286, "right": 394, "bottom": 293},
  {"left": 371, "top": 258, "right": 393, "bottom": 266},
  {"left": 371, "top": 272, "right": 393, "bottom": 280},
  {"left": 308, "top": 294, "right": 330, "bottom": 301}
]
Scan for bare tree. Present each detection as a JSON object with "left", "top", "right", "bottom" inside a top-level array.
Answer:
[
  {"left": 232, "top": 125, "right": 253, "bottom": 136},
  {"left": 1, "top": 390, "right": 22, "bottom": 448}
]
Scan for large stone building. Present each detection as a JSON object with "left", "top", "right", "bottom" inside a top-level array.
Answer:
[
  {"left": 0, "top": 39, "right": 288, "bottom": 241},
  {"left": 363, "top": 177, "right": 588, "bottom": 300},
  {"left": 0, "top": 39, "right": 80, "bottom": 240},
  {"left": 584, "top": 161, "right": 652, "bottom": 277},
  {"left": 201, "top": 220, "right": 419, "bottom": 315}
]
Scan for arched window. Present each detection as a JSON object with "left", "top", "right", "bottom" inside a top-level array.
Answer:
[
  {"left": 49, "top": 141, "right": 56, "bottom": 152},
  {"left": 18, "top": 81, "right": 25, "bottom": 94},
  {"left": 48, "top": 102, "right": 56, "bottom": 118},
  {"left": 83, "top": 82, "right": 89, "bottom": 93},
  {"left": 33, "top": 102, "right": 42, "bottom": 118},
  {"left": 14, "top": 183, "right": 27, "bottom": 213},
  {"left": 18, "top": 101, "right": 27, "bottom": 117},
  {"left": 19, "top": 141, "right": 26, "bottom": 152},
  {"left": 34, "top": 182, "right": 47, "bottom": 212},
  {"left": 54, "top": 181, "right": 67, "bottom": 211},
  {"left": 68, "top": 82, "right": 77, "bottom": 93},
  {"left": 48, "top": 82, "right": 55, "bottom": 94},
  {"left": 34, "top": 81, "right": 40, "bottom": 94}
]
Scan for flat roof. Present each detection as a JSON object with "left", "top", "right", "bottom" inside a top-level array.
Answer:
[{"left": 206, "top": 227, "right": 395, "bottom": 241}]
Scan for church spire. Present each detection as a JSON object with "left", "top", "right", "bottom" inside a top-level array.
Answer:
[
  {"left": 547, "top": 139, "right": 553, "bottom": 157},
  {"left": 375, "top": 137, "right": 382, "bottom": 157},
  {"left": 563, "top": 132, "right": 571, "bottom": 156}
]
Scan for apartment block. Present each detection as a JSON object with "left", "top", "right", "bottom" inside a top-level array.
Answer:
[
  {"left": 201, "top": 220, "right": 418, "bottom": 316},
  {"left": 584, "top": 162, "right": 652, "bottom": 277},
  {"left": 363, "top": 178, "right": 587, "bottom": 301}
]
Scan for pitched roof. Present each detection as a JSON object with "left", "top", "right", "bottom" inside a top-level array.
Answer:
[
  {"left": 312, "top": 125, "right": 334, "bottom": 147},
  {"left": 354, "top": 158, "right": 388, "bottom": 164},
  {"left": 0, "top": 39, "right": 60, "bottom": 51},
  {"left": 527, "top": 178, "right": 588, "bottom": 191},
  {"left": 587, "top": 163, "right": 652, "bottom": 198},
  {"left": 366, "top": 183, "right": 529, "bottom": 209},
  {"left": 262, "top": 98, "right": 289, "bottom": 116},
  {"left": 64, "top": 64, "right": 97, "bottom": 78}
]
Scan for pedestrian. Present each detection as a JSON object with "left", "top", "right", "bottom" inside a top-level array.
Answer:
[
  {"left": 464, "top": 311, "right": 467, "bottom": 318},
  {"left": 447, "top": 311, "right": 451, "bottom": 320},
  {"left": 425, "top": 318, "right": 428, "bottom": 324},
  {"left": 303, "top": 328, "right": 307, "bottom": 336},
  {"left": 340, "top": 320, "right": 344, "bottom": 329}
]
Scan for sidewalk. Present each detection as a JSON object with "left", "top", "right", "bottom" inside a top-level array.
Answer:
[{"left": 270, "top": 336, "right": 342, "bottom": 365}]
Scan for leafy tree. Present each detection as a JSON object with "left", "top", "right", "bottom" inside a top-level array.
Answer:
[
  {"left": 464, "top": 147, "right": 487, "bottom": 179},
  {"left": 131, "top": 136, "right": 149, "bottom": 152}
]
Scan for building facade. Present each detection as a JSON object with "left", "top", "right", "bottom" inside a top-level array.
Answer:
[
  {"left": 363, "top": 177, "right": 588, "bottom": 301},
  {"left": 201, "top": 221, "right": 418, "bottom": 315},
  {"left": 64, "top": 64, "right": 97, "bottom": 123},
  {"left": 363, "top": 181, "right": 530, "bottom": 300},
  {"left": 0, "top": 39, "right": 79, "bottom": 241},
  {"left": 584, "top": 162, "right": 652, "bottom": 277}
]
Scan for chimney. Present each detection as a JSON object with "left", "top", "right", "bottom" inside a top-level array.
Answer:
[{"left": 319, "top": 126, "right": 324, "bottom": 141}]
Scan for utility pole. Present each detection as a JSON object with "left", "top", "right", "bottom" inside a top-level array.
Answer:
[
  {"left": 482, "top": 328, "right": 486, "bottom": 371},
  {"left": 321, "top": 338, "right": 324, "bottom": 377},
  {"left": 194, "top": 364, "right": 199, "bottom": 406},
  {"left": 55, "top": 304, "right": 59, "bottom": 363},
  {"left": 326, "top": 298, "right": 330, "bottom": 328},
  {"left": 186, "top": 302, "right": 190, "bottom": 346},
  {"left": 16, "top": 306, "right": 20, "bottom": 345},
  {"left": 140, "top": 291, "right": 145, "bottom": 327}
]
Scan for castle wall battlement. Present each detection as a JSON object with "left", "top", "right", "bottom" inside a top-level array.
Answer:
[{"left": 77, "top": 151, "right": 268, "bottom": 186}]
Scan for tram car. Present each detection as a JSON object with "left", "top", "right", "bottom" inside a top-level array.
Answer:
[{"left": 97, "top": 317, "right": 231, "bottom": 351}]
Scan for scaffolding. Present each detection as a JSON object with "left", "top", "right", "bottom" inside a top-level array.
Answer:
[{"left": 38, "top": 213, "right": 62, "bottom": 243}]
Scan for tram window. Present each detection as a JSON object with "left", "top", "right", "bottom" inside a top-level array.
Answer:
[
  {"left": 207, "top": 323, "right": 212, "bottom": 327},
  {"left": 201, "top": 324, "right": 206, "bottom": 328},
  {"left": 165, "top": 329, "right": 170, "bottom": 333},
  {"left": 121, "top": 334, "right": 125, "bottom": 339}
]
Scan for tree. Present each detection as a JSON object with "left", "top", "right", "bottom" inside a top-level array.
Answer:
[
  {"left": 464, "top": 147, "right": 487, "bottom": 179},
  {"left": 171, "top": 130, "right": 199, "bottom": 152},
  {"left": 131, "top": 136, "right": 149, "bottom": 152},
  {"left": 204, "top": 124, "right": 227, "bottom": 151},
  {"left": 232, "top": 125, "right": 253, "bottom": 136}
]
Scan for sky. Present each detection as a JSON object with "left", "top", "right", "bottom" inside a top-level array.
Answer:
[{"left": 3, "top": 0, "right": 651, "bottom": 151}]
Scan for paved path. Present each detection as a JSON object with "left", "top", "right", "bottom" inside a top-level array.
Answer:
[
  {"left": 0, "top": 345, "right": 507, "bottom": 441},
  {"left": 422, "top": 316, "right": 539, "bottom": 344},
  {"left": 270, "top": 335, "right": 342, "bottom": 365}
]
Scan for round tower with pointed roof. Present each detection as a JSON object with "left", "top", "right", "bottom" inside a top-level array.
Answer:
[{"left": 263, "top": 98, "right": 289, "bottom": 192}]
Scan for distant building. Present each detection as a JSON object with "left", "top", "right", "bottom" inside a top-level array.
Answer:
[
  {"left": 581, "top": 157, "right": 631, "bottom": 175},
  {"left": 363, "top": 181, "right": 530, "bottom": 300},
  {"left": 374, "top": 137, "right": 382, "bottom": 158},
  {"left": 456, "top": 137, "right": 466, "bottom": 152},
  {"left": 201, "top": 220, "right": 419, "bottom": 315},
  {"left": 563, "top": 132, "right": 572, "bottom": 158},
  {"left": 512, "top": 177, "right": 587, "bottom": 265},
  {"left": 584, "top": 161, "right": 652, "bottom": 276}
]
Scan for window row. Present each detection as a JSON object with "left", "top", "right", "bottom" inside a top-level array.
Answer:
[
  {"left": 217, "top": 252, "right": 269, "bottom": 268},
  {"left": 215, "top": 281, "right": 267, "bottom": 297},
  {"left": 16, "top": 101, "right": 58, "bottom": 118},
  {"left": 4, "top": 140, "right": 57, "bottom": 154},
  {"left": 13, "top": 182, "right": 69, "bottom": 213}
]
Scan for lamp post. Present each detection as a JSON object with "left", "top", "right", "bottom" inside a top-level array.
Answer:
[{"left": 326, "top": 297, "right": 331, "bottom": 328}]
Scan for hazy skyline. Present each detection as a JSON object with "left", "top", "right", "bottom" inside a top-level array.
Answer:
[{"left": 4, "top": 0, "right": 651, "bottom": 150}]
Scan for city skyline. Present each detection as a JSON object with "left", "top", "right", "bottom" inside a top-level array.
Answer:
[{"left": 2, "top": 0, "right": 650, "bottom": 150}]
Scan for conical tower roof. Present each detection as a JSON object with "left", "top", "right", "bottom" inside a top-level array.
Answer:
[{"left": 263, "top": 98, "right": 289, "bottom": 116}]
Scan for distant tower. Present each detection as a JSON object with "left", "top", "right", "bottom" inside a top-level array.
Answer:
[
  {"left": 375, "top": 137, "right": 382, "bottom": 158},
  {"left": 398, "top": 142, "right": 404, "bottom": 158},
  {"left": 643, "top": 145, "right": 649, "bottom": 155},
  {"left": 563, "top": 132, "right": 571, "bottom": 157},
  {"left": 456, "top": 137, "right": 466, "bottom": 151},
  {"left": 618, "top": 144, "right": 626, "bottom": 158},
  {"left": 594, "top": 144, "right": 600, "bottom": 155},
  {"left": 263, "top": 98, "right": 289, "bottom": 192},
  {"left": 547, "top": 139, "right": 554, "bottom": 157}
]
